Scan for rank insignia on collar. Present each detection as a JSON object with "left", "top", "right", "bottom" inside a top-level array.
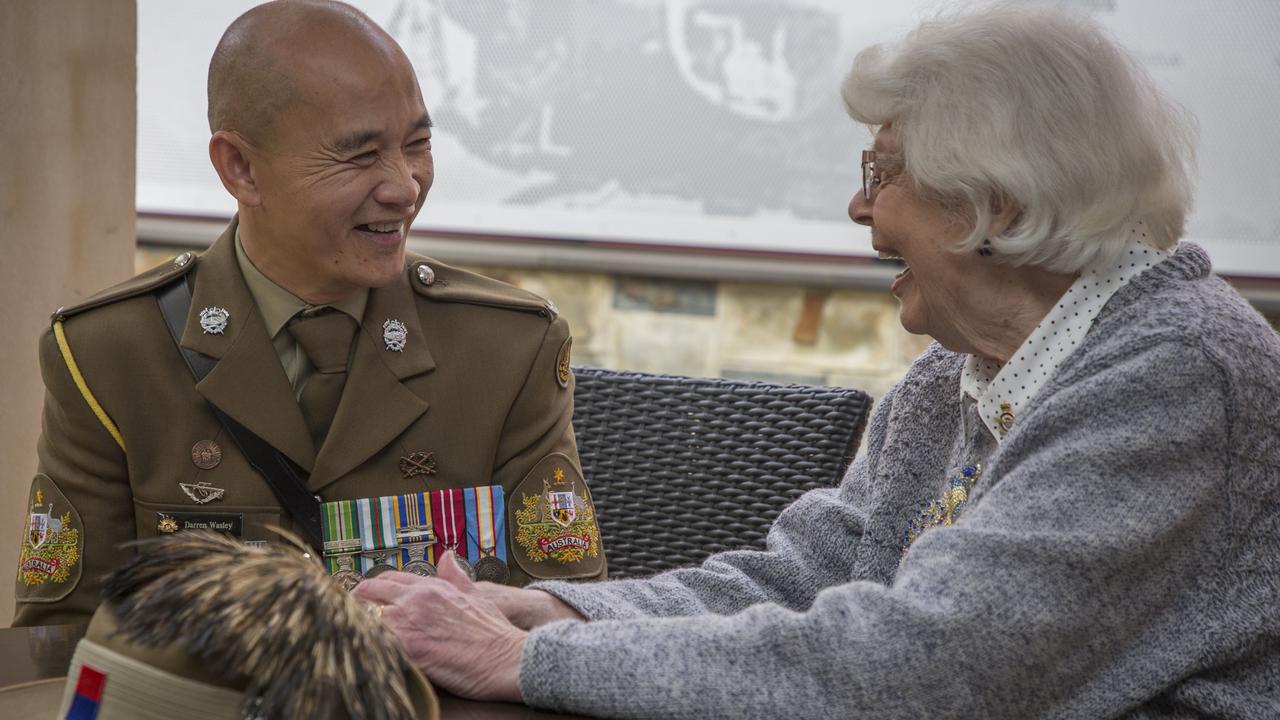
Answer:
[
  {"left": 179, "top": 480, "right": 226, "bottom": 505},
  {"left": 383, "top": 318, "right": 408, "bottom": 352},
  {"left": 399, "top": 451, "right": 437, "bottom": 479},
  {"left": 199, "top": 306, "right": 230, "bottom": 335}
]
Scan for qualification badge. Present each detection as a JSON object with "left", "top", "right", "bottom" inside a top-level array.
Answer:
[
  {"left": 199, "top": 307, "right": 230, "bottom": 335},
  {"left": 382, "top": 318, "right": 408, "bottom": 352},
  {"left": 398, "top": 451, "right": 437, "bottom": 479},
  {"left": 179, "top": 480, "right": 226, "bottom": 504}
]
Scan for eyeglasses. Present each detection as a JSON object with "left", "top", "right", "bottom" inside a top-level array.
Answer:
[{"left": 861, "top": 149, "right": 879, "bottom": 200}]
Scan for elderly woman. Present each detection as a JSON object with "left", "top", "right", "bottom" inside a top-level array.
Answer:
[{"left": 357, "top": 4, "right": 1280, "bottom": 718}]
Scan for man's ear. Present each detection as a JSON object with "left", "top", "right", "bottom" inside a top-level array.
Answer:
[{"left": 209, "top": 130, "right": 262, "bottom": 206}]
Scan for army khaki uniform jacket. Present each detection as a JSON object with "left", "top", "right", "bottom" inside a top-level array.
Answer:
[{"left": 15, "top": 220, "right": 605, "bottom": 626}]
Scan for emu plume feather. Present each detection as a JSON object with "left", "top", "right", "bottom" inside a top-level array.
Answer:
[{"left": 101, "top": 530, "right": 417, "bottom": 720}]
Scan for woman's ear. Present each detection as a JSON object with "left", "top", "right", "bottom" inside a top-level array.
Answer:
[
  {"left": 208, "top": 130, "right": 262, "bottom": 207},
  {"left": 988, "top": 193, "right": 1021, "bottom": 238}
]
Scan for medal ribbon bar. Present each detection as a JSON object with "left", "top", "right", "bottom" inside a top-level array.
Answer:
[{"left": 319, "top": 486, "right": 506, "bottom": 575}]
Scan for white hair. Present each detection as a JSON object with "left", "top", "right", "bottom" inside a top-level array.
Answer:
[{"left": 841, "top": 2, "right": 1196, "bottom": 272}]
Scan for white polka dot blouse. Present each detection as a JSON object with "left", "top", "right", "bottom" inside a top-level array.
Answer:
[{"left": 961, "top": 222, "right": 1170, "bottom": 441}]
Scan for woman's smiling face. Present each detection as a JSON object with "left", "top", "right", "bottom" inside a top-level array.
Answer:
[{"left": 847, "top": 126, "right": 999, "bottom": 349}]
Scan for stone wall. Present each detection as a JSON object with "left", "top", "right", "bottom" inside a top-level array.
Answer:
[{"left": 460, "top": 265, "right": 932, "bottom": 403}]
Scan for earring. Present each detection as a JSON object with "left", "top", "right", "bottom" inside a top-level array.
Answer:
[{"left": 977, "top": 239, "right": 993, "bottom": 257}]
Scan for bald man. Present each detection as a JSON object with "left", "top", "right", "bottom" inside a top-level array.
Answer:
[{"left": 14, "top": 0, "right": 604, "bottom": 626}]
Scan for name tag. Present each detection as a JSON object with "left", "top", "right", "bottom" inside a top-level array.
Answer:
[{"left": 156, "top": 512, "right": 244, "bottom": 537}]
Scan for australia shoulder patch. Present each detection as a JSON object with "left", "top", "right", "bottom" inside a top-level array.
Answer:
[
  {"left": 509, "top": 453, "right": 603, "bottom": 579},
  {"left": 16, "top": 475, "right": 83, "bottom": 602}
]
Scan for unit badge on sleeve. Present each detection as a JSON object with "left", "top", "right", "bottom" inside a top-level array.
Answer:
[
  {"left": 17, "top": 475, "right": 83, "bottom": 599},
  {"left": 510, "top": 454, "right": 603, "bottom": 579}
]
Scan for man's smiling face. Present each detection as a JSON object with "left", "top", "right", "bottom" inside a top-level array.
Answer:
[{"left": 246, "top": 42, "right": 434, "bottom": 303}]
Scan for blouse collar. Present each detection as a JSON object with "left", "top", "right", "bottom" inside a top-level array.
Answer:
[{"left": 961, "top": 222, "right": 1170, "bottom": 441}]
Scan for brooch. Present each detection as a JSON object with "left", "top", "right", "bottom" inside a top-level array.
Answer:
[{"left": 899, "top": 463, "right": 983, "bottom": 562}]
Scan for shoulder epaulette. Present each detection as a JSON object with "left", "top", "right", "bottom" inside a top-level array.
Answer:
[
  {"left": 51, "top": 251, "right": 199, "bottom": 322},
  {"left": 406, "top": 254, "right": 558, "bottom": 321}
]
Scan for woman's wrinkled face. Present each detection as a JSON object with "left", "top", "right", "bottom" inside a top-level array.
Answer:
[{"left": 848, "top": 126, "right": 990, "bottom": 346}]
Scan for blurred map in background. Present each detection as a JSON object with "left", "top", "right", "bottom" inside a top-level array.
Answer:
[{"left": 138, "top": 0, "right": 1280, "bottom": 274}]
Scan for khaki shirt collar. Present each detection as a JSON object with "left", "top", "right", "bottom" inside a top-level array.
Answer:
[{"left": 234, "top": 228, "right": 368, "bottom": 333}]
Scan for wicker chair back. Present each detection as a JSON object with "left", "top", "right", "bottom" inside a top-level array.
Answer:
[{"left": 571, "top": 367, "right": 871, "bottom": 579}]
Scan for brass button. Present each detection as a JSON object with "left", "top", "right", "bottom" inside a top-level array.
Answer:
[{"left": 416, "top": 264, "right": 436, "bottom": 286}]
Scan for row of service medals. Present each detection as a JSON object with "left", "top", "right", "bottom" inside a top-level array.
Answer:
[{"left": 325, "top": 524, "right": 510, "bottom": 591}]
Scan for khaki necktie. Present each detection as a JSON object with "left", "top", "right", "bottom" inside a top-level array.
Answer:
[{"left": 288, "top": 309, "right": 359, "bottom": 450}]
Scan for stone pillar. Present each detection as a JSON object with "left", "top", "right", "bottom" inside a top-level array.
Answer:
[{"left": 0, "top": 2, "right": 137, "bottom": 625}]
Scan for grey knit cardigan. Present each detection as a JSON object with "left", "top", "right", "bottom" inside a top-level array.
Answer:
[{"left": 521, "top": 244, "right": 1280, "bottom": 719}]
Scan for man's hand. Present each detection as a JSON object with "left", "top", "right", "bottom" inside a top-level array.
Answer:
[
  {"left": 355, "top": 551, "right": 530, "bottom": 702},
  {"left": 470, "top": 574, "right": 588, "bottom": 630}
]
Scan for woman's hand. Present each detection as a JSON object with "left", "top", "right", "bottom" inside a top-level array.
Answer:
[
  {"left": 354, "top": 551, "right": 531, "bottom": 702},
  {"left": 470, "top": 575, "right": 587, "bottom": 630}
]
